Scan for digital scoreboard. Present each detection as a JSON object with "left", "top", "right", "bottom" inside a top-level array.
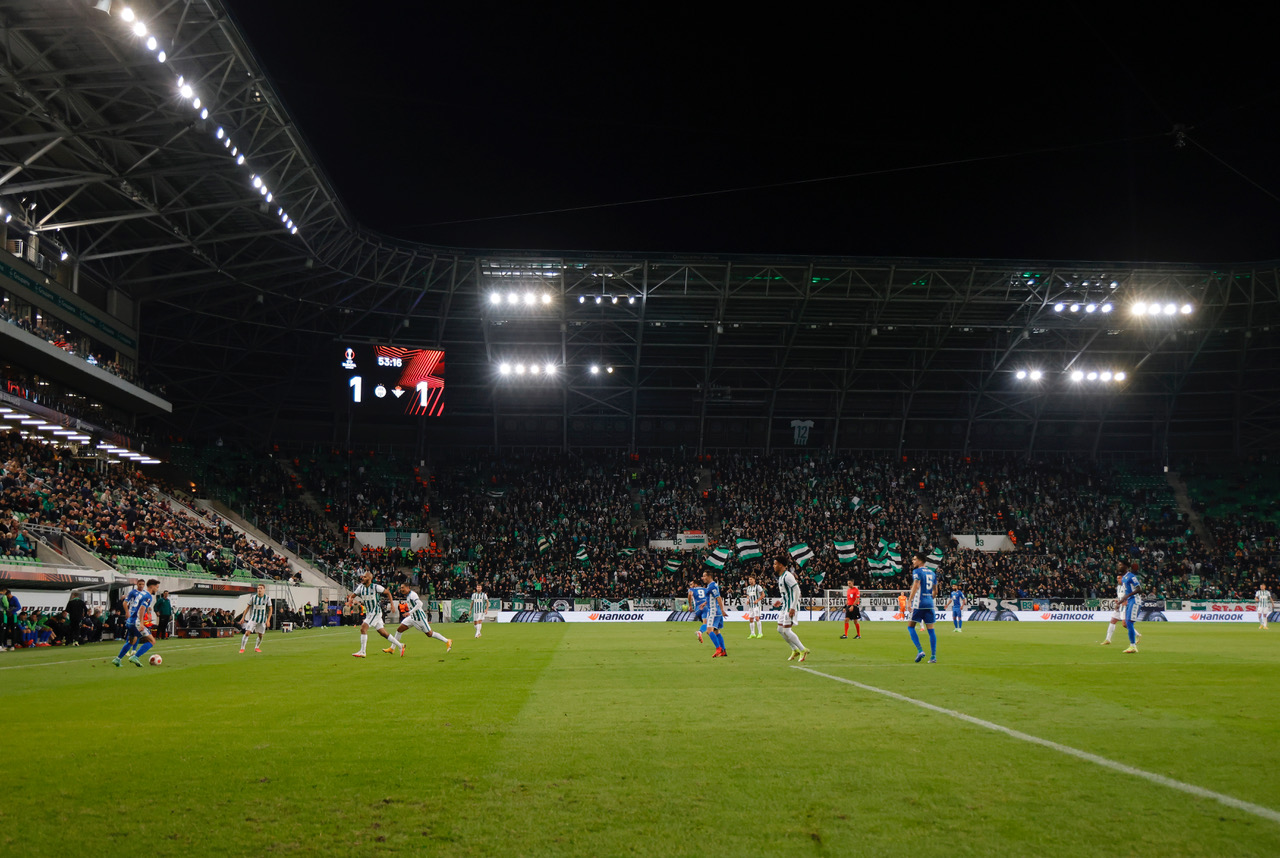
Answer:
[{"left": 339, "top": 345, "right": 444, "bottom": 417}]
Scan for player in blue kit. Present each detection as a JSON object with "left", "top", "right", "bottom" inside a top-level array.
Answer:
[
  {"left": 1115, "top": 561, "right": 1144, "bottom": 654},
  {"left": 688, "top": 579, "right": 709, "bottom": 644},
  {"left": 949, "top": 587, "right": 966, "bottom": 632},
  {"left": 119, "top": 578, "right": 145, "bottom": 658},
  {"left": 113, "top": 579, "right": 159, "bottom": 667},
  {"left": 906, "top": 552, "right": 938, "bottom": 663},
  {"left": 701, "top": 571, "right": 728, "bottom": 657}
]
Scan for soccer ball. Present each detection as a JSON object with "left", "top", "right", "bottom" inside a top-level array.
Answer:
[{"left": 149, "top": 654, "right": 163, "bottom": 666}]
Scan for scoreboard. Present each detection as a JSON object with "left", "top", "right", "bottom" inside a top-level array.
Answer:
[{"left": 339, "top": 344, "right": 444, "bottom": 417}]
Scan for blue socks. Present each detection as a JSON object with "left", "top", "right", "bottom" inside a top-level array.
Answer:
[
  {"left": 135, "top": 641, "right": 153, "bottom": 659},
  {"left": 117, "top": 639, "right": 132, "bottom": 658},
  {"left": 908, "top": 626, "right": 922, "bottom": 652},
  {"left": 699, "top": 623, "right": 707, "bottom": 634},
  {"left": 927, "top": 628, "right": 937, "bottom": 656},
  {"left": 1127, "top": 621, "right": 1136, "bottom": 644},
  {"left": 709, "top": 630, "right": 725, "bottom": 650}
]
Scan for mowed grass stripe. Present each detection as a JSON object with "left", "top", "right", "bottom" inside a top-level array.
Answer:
[{"left": 795, "top": 665, "right": 1280, "bottom": 828}]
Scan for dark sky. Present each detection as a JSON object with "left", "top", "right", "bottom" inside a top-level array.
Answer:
[{"left": 222, "top": 2, "right": 1280, "bottom": 261}]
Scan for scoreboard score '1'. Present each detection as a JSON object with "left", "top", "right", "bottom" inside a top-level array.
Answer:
[{"left": 340, "top": 345, "right": 444, "bottom": 416}]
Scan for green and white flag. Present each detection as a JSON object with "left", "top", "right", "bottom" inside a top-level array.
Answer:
[
  {"left": 812, "top": 569, "right": 826, "bottom": 585},
  {"left": 537, "top": 536, "right": 550, "bottom": 555},
  {"left": 868, "top": 555, "right": 895, "bottom": 571},
  {"left": 575, "top": 547, "right": 589, "bottom": 562},
  {"left": 834, "top": 540, "right": 858, "bottom": 564},
  {"left": 878, "top": 538, "right": 901, "bottom": 561},
  {"left": 867, "top": 504, "right": 884, "bottom": 515},
  {"left": 926, "top": 547, "right": 943, "bottom": 570},
  {"left": 735, "top": 538, "right": 763, "bottom": 560},
  {"left": 705, "top": 546, "right": 732, "bottom": 570},
  {"left": 788, "top": 542, "right": 814, "bottom": 568},
  {"left": 662, "top": 558, "right": 681, "bottom": 575},
  {"left": 849, "top": 497, "right": 862, "bottom": 511},
  {"left": 485, "top": 487, "right": 506, "bottom": 498},
  {"left": 617, "top": 548, "right": 637, "bottom": 557}
]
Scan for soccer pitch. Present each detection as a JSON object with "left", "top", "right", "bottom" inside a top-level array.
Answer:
[{"left": 3, "top": 623, "right": 1277, "bottom": 857}]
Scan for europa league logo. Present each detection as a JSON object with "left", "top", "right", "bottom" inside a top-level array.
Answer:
[{"left": 341, "top": 348, "right": 357, "bottom": 369}]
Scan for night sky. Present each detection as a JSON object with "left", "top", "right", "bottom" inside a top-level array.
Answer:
[{"left": 221, "top": 2, "right": 1280, "bottom": 261}]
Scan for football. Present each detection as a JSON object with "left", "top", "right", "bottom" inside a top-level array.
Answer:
[{"left": 149, "top": 654, "right": 163, "bottom": 666}]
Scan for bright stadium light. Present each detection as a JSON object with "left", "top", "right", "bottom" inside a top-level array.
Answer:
[
  {"left": 541, "top": 294, "right": 552, "bottom": 304},
  {"left": 1181, "top": 303, "right": 1193, "bottom": 314},
  {"left": 545, "top": 363, "right": 556, "bottom": 375},
  {"left": 499, "top": 363, "right": 511, "bottom": 375},
  {"left": 1029, "top": 370, "right": 1043, "bottom": 381},
  {"left": 236, "top": 154, "right": 245, "bottom": 165},
  {"left": 132, "top": 21, "right": 146, "bottom": 37},
  {"left": 529, "top": 364, "right": 540, "bottom": 375},
  {"left": 578, "top": 295, "right": 585, "bottom": 304},
  {"left": 590, "top": 365, "right": 599, "bottom": 374},
  {"left": 179, "top": 83, "right": 193, "bottom": 99},
  {"left": 1053, "top": 303, "right": 1064, "bottom": 312},
  {"left": 1114, "top": 371, "right": 1127, "bottom": 381},
  {"left": 1132, "top": 302, "right": 1147, "bottom": 316},
  {"left": 1070, "top": 303, "right": 1080, "bottom": 312},
  {"left": 595, "top": 296, "right": 602, "bottom": 305},
  {"left": 1016, "top": 370, "right": 1027, "bottom": 379},
  {"left": 157, "top": 50, "right": 166, "bottom": 63},
  {"left": 628, "top": 296, "right": 636, "bottom": 305},
  {"left": 523, "top": 293, "right": 535, "bottom": 305},
  {"left": 515, "top": 363, "right": 525, "bottom": 374},
  {"left": 507, "top": 293, "right": 519, "bottom": 305},
  {"left": 1164, "top": 303, "right": 1177, "bottom": 315},
  {"left": 1100, "top": 371, "right": 1113, "bottom": 381},
  {"left": 146, "top": 36, "right": 157, "bottom": 50},
  {"left": 192, "top": 97, "right": 201, "bottom": 110},
  {"left": 1087, "top": 371, "right": 1098, "bottom": 380},
  {"left": 606, "top": 366, "right": 614, "bottom": 374},
  {"left": 1101, "top": 303, "right": 1113, "bottom": 313},
  {"left": 1071, "top": 370, "right": 1085, "bottom": 381},
  {"left": 1085, "top": 303, "right": 1097, "bottom": 313},
  {"left": 120, "top": 6, "right": 135, "bottom": 22},
  {"left": 490, "top": 293, "right": 502, "bottom": 305}
]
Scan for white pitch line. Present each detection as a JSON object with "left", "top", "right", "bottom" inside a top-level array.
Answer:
[
  {"left": 793, "top": 665, "right": 1280, "bottom": 827},
  {"left": 0, "top": 632, "right": 331, "bottom": 671}
]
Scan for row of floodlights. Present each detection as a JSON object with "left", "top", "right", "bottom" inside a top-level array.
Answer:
[
  {"left": 490, "top": 293, "right": 553, "bottom": 306},
  {"left": 101, "top": 4, "right": 298, "bottom": 236},
  {"left": 495, "top": 363, "right": 616, "bottom": 376},
  {"left": 1015, "top": 369, "right": 1128, "bottom": 382},
  {"left": 0, "top": 406, "right": 159, "bottom": 462},
  {"left": 1053, "top": 302, "right": 1113, "bottom": 313},
  {"left": 1133, "top": 302, "right": 1194, "bottom": 316},
  {"left": 580, "top": 295, "right": 636, "bottom": 305}
]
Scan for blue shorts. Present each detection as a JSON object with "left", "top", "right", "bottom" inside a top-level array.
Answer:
[
  {"left": 911, "top": 609, "right": 937, "bottom": 625},
  {"left": 1123, "top": 601, "right": 1138, "bottom": 623},
  {"left": 694, "top": 608, "right": 706, "bottom": 621},
  {"left": 951, "top": 609, "right": 962, "bottom": 618},
  {"left": 706, "top": 615, "right": 724, "bottom": 630}
]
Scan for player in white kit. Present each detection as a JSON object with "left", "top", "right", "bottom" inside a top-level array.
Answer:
[
  {"left": 347, "top": 572, "right": 401, "bottom": 658},
  {"left": 744, "top": 576, "right": 764, "bottom": 639},
  {"left": 771, "top": 555, "right": 809, "bottom": 662},
  {"left": 384, "top": 583, "right": 452, "bottom": 655},
  {"left": 1257, "top": 585, "right": 1273, "bottom": 630},
  {"left": 237, "top": 583, "right": 272, "bottom": 653},
  {"left": 471, "top": 583, "right": 488, "bottom": 638}
]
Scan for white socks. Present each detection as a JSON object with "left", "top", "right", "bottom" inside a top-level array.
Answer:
[
  {"left": 777, "top": 627, "right": 804, "bottom": 650},
  {"left": 240, "top": 634, "right": 250, "bottom": 650},
  {"left": 386, "top": 633, "right": 401, "bottom": 648},
  {"left": 430, "top": 631, "right": 449, "bottom": 643},
  {"left": 359, "top": 633, "right": 368, "bottom": 654},
  {"left": 1105, "top": 624, "right": 1115, "bottom": 642}
]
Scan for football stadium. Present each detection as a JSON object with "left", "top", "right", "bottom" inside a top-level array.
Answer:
[{"left": 3, "top": 3, "right": 1280, "bottom": 856}]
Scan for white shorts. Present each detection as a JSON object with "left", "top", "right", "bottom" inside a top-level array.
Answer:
[
  {"left": 473, "top": 613, "right": 485, "bottom": 624},
  {"left": 243, "top": 621, "right": 266, "bottom": 635},
  {"left": 776, "top": 610, "right": 801, "bottom": 627},
  {"left": 1109, "top": 611, "right": 1124, "bottom": 622},
  {"left": 399, "top": 614, "right": 432, "bottom": 635},
  {"left": 747, "top": 607, "right": 761, "bottom": 620},
  {"left": 362, "top": 614, "right": 385, "bottom": 631}
]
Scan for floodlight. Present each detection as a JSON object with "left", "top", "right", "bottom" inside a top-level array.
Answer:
[
  {"left": 200, "top": 108, "right": 209, "bottom": 120},
  {"left": 515, "top": 363, "right": 526, "bottom": 374},
  {"left": 132, "top": 21, "right": 146, "bottom": 37},
  {"left": 506, "top": 293, "right": 518, "bottom": 305},
  {"left": 259, "top": 185, "right": 267, "bottom": 196},
  {"left": 1132, "top": 302, "right": 1147, "bottom": 316},
  {"left": 1070, "top": 304, "right": 1080, "bottom": 312},
  {"left": 1085, "top": 303, "right": 1097, "bottom": 313},
  {"left": 230, "top": 146, "right": 237, "bottom": 156},
  {"left": 1016, "top": 370, "right": 1027, "bottom": 379},
  {"left": 216, "top": 127, "right": 224, "bottom": 139},
  {"left": 1029, "top": 370, "right": 1043, "bottom": 381},
  {"left": 120, "top": 6, "right": 135, "bottom": 22},
  {"left": 60, "top": 251, "right": 69, "bottom": 261},
  {"left": 179, "top": 84, "right": 193, "bottom": 99},
  {"left": 1086, "top": 371, "right": 1098, "bottom": 380},
  {"left": 611, "top": 295, "right": 618, "bottom": 304},
  {"left": 252, "top": 176, "right": 262, "bottom": 188},
  {"left": 1181, "top": 304, "right": 1193, "bottom": 314},
  {"left": 529, "top": 364, "right": 540, "bottom": 375},
  {"left": 541, "top": 294, "right": 552, "bottom": 304},
  {"left": 545, "top": 364, "right": 556, "bottom": 375},
  {"left": 236, "top": 154, "right": 245, "bottom": 165},
  {"left": 499, "top": 363, "right": 511, "bottom": 375},
  {"left": 157, "top": 51, "right": 166, "bottom": 63},
  {"left": 265, "top": 192, "right": 271, "bottom": 202},
  {"left": 628, "top": 296, "right": 636, "bottom": 305},
  {"left": 490, "top": 293, "right": 502, "bottom": 305},
  {"left": 1101, "top": 303, "right": 1113, "bottom": 313},
  {"left": 523, "top": 293, "right": 535, "bottom": 305},
  {"left": 1070, "top": 370, "right": 1084, "bottom": 381},
  {"left": 1053, "top": 303, "right": 1064, "bottom": 312},
  {"left": 192, "top": 97, "right": 201, "bottom": 110},
  {"left": 595, "top": 296, "right": 602, "bottom": 304},
  {"left": 290, "top": 226, "right": 297, "bottom": 234},
  {"left": 590, "top": 365, "right": 599, "bottom": 374},
  {"left": 1114, "top": 371, "right": 1126, "bottom": 381},
  {"left": 1164, "top": 304, "right": 1176, "bottom": 315},
  {"left": 146, "top": 36, "right": 157, "bottom": 51},
  {"left": 606, "top": 366, "right": 614, "bottom": 374},
  {"left": 94, "top": 0, "right": 114, "bottom": 13}
]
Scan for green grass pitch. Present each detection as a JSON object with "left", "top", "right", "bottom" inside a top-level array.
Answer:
[{"left": 2, "top": 621, "right": 1278, "bottom": 857}]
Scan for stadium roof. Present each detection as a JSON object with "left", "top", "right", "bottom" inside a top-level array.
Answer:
[{"left": 3, "top": 2, "right": 1280, "bottom": 457}]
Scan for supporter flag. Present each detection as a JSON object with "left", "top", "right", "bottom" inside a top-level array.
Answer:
[
  {"left": 867, "top": 504, "right": 884, "bottom": 515},
  {"left": 879, "top": 538, "right": 901, "bottom": 561},
  {"left": 575, "top": 547, "right": 589, "bottom": 563},
  {"left": 485, "top": 488, "right": 506, "bottom": 498},
  {"left": 705, "top": 546, "right": 731, "bottom": 570},
  {"left": 788, "top": 543, "right": 814, "bottom": 568},
  {"left": 812, "top": 569, "right": 826, "bottom": 585},
  {"left": 617, "top": 548, "right": 637, "bottom": 557},
  {"left": 537, "top": 537, "right": 550, "bottom": 555},
  {"left": 849, "top": 497, "right": 862, "bottom": 511},
  {"left": 926, "top": 546, "right": 943, "bottom": 570},
  {"left": 735, "top": 538, "right": 763, "bottom": 560},
  {"left": 663, "top": 558, "right": 681, "bottom": 576},
  {"left": 834, "top": 540, "right": 858, "bottom": 564},
  {"left": 868, "top": 556, "right": 895, "bottom": 571}
]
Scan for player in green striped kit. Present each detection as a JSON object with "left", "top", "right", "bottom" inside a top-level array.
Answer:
[
  {"left": 471, "top": 582, "right": 488, "bottom": 639},
  {"left": 383, "top": 582, "right": 452, "bottom": 655},
  {"left": 346, "top": 572, "right": 402, "bottom": 658},
  {"left": 237, "top": 583, "right": 273, "bottom": 654}
]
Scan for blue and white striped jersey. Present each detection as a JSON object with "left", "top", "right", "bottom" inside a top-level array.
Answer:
[
  {"left": 704, "top": 581, "right": 722, "bottom": 620},
  {"left": 128, "top": 591, "right": 153, "bottom": 626}
]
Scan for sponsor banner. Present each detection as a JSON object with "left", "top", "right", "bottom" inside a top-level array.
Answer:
[
  {"left": 953, "top": 534, "right": 1016, "bottom": 552},
  {"left": 495, "top": 610, "right": 831, "bottom": 623},
  {"left": 1170, "top": 610, "right": 1261, "bottom": 622},
  {"left": 492, "top": 609, "right": 1268, "bottom": 624},
  {"left": 1183, "top": 600, "right": 1261, "bottom": 613}
]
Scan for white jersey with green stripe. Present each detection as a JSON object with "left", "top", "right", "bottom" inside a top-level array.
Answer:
[
  {"left": 745, "top": 584, "right": 764, "bottom": 606},
  {"left": 404, "top": 589, "right": 430, "bottom": 622},
  {"left": 354, "top": 582, "right": 386, "bottom": 619},
  {"left": 776, "top": 571, "right": 801, "bottom": 616},
  {"left": 471, "top": 592, "right": 488, "bottom": 616},
  {"left": 246, "top": 594, "right": 270, "bottom": 623}
]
